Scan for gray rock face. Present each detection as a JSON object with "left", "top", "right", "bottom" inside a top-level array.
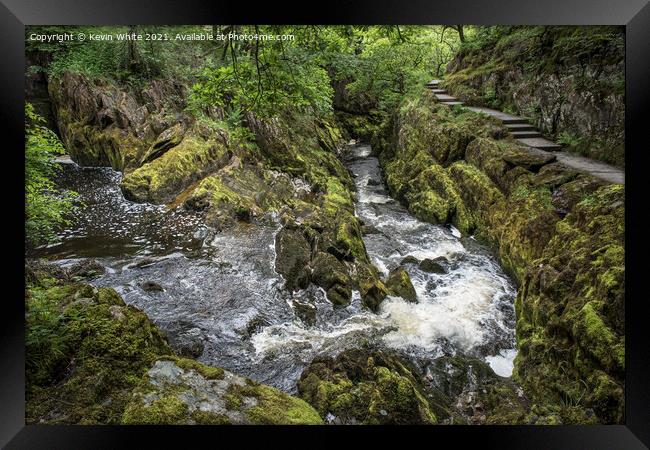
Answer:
[
  {"left": 144, "top": 360, "right": 257, "bottom": 423},
  {"left": 122, "top": 359, "right": 323, "bottom": 425},
  {"left": 139, "top": 123, "right": 186, "bottom": 165}
]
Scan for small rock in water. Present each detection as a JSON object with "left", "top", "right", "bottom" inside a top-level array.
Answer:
[
  {"left": 292, "top": 299, "right": 317, "bottom": 327},
  {"left": 366, "top": 178, "right": 381, "bottom": 186},
  {"left": 67, "top": 259, "right": 106, "bottom": 280},
  {"left": 419, "top": 257, "right": 448, "bottom": 274},
  {"left": 400, "top": 255, "right": 420, "bottom": 266},
  {"left": 361, "top": 224, "right": 381, "bottom": 235},
  {"left": 141, "top": 281, "right": 164, "bottom": 292}
]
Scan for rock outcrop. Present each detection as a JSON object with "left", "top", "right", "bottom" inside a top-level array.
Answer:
[
  {"left": 443, "top": 26, "right": 624, "bottom": 167},
  {"left": 298, "top": 349, "right": 438, "bottom": 424},
  {"left": 123, "top": 358, "right": 322, "bottom": 425}
]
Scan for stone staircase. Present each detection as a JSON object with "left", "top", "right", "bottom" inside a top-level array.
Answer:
[
  {"left": 426, "top": 80, "right": 561, "bottom": 151},
  {"left": 424, "top": 80, "right": 624, "bottom": 184}
]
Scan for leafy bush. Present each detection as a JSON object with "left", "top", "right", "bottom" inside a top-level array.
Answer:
[{"left": 25, "top": 103, "right": 78, "bottom": 248}]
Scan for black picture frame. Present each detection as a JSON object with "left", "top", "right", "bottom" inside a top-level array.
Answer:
[{"left": 2, "top": 0, "right": 649, "bottom": 447}]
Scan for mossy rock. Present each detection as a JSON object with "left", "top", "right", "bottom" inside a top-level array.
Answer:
[
  {"left": 121, "top": 133, "right": 232, "bottom": 204},
  {"left": 385, "top": 266, "right": 417, "bottom": 302},
  {"left": 298, "top": 349, "right": 437, "bottom": 424},
  {"left": 25, "top": 281, "right": 172, "bottom": 424},
  {"left": 123, "top": 358, "right": 322, "bottom": 425}
]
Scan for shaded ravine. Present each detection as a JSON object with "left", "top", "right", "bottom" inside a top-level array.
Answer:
[{"left": 35, "top": 145, "right": 518, "bottom": 394}]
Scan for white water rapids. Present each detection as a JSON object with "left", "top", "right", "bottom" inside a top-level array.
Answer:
[{"left": 40, "top": 144, "right": 517, "bottom": 394}]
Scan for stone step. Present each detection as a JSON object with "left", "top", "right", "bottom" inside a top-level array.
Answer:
[
  {"left": 442, "top": 101, "right": 465, "bottom": 106},
  {"left": 435, "top": 94, "right": 458, "bottom": 102},
  {"left": 501, "top": 117, "right": 529, "bottom": 125},
  {"left": 511, "top": 130, "right": 542, "bottom": 138},
  {"left": 516, "top": 137, "right": 563, "bottom": 151},
  {"left": 429, "top": 89, "right": 448, "bottom": 94},
  {"left": 505, "top": 123, "right": 536, "bottom": 131},
  {"left": 427, "top": 79, "right": 442, "bottom": 86}
]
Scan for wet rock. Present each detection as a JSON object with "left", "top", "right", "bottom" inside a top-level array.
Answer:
[
  {"left": 325, "top": 284, "right": 352, "bottom": 307},
  {"left": 502, "top": 148, "right": 556, "bottom": 172},
  {"left": 310, "top": 252, "right": 349, "bottom": 288},
  {"left": 361, "top": 224, "right": 381, "bottom": 235},
  {"left": 67, "top": 259, "right": 106, "bottom": 280},
  {"left": 423, "top": 355, "right": 529, "bottom": 425},
  {"left": 162, "top": 322, "right": 205, "bottom": 358},
  {"left": 366, "top": 178, "right": 381, "bottom": 186},
  {"left": 292, "top": 299, "right": 317, "bottom": 327},
  {"left": 298, "top": 348, "right": 436, "bottom": 424},
  {"left": 141, "top": 281, "right": 164, "bottom": 292},
  {"left": 274, "top": 228, "right": 311, "bottom": 292},
  {"left": 244, "top": 317, "right": 270, "bottom": 338},
  {"left": 419, "top": 257, "right": 448, "bottom": 274},
  {"left": 385, "top": 266, "right": 417, "bottom": 302},
  {"left": 400, "top": 255, "right": 420, "bottom": 266},
  {"left": 25, "top": 259, "right": 69, "bottom": 284},
  {"left": 350, "top": 261, "right": 389, "bottom": 312},
  {"left": 123, "top": 358, "right": 323, "bottom": 425}
]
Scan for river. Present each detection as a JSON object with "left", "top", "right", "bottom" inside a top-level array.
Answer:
[{"left": 36, "top": 146, "right": 518, "bottom": 394}]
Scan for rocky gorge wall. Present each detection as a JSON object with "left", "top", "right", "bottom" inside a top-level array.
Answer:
[
  {"left": 373, "top": 93, "right": 625, "bottom": 424},
  {"left": 442, "top": 26, "right": 625, "bottom": 167},
  {"left": 46, "top": 71, "right": 395, "bottom": 311}
]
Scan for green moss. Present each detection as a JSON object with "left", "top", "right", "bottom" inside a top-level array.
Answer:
[
  {"left": 96, "top": 287, "right": 125, "bottom": 306},
  {"left": 573, "top": 302, "right": 624, "bottom": 371},
  {"left": 159, "top": 356, "right": 225, "bottom": 380},
  {"left": 122, "top": 395, "right": 189, "bottom": 425},
  {"left": 243, "top": 384, "right": 323, "bottom": 425},
  {"left": 190, "top": 410, "right": 232, "bottom": 425},
  {"left": 298, "top": 350, "right": 437, "bottom": 424},
  {"left": 121, "top": 134, "right": 231, "bottom": 204},
  {"left": 25, "top": 282, "right": 172, "bottom": 424}
]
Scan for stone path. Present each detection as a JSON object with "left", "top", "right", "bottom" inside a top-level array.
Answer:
[{"left": 425, "top": 80, "right": 624, "bottom": 185}]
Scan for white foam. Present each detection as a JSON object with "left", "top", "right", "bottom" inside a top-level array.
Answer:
[{"left": 485, "top": 348, "right": 517, "bottom": 377}]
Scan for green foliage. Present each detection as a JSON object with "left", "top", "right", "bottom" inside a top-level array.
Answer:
[
  {"left": 189, "top": 46, "right": 333, "bottom": 119},
  {"left": 25, "top": 103, "right": 77, "bottom": 248}
]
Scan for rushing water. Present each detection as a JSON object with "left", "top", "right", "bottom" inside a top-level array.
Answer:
[{"left": 36, "top": 146, "right": 517, "bottom": 393}]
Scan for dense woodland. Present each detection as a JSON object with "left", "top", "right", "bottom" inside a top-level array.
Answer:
[{"left": 25, "top": 25, "right": 625, "bottom": 425}]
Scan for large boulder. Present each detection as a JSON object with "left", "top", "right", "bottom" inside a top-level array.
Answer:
[
  {"left": 122, "top": 358, "right": 323, "bottom": 425},
  {"left": 298, "top": 349, "right": 437, "bottom": 424},
  {"left": 310, "top": 251, "right": 352, "bottom": 306},
  {"left": 25, "top": 280, "right": 172, "bottom": 424}
]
